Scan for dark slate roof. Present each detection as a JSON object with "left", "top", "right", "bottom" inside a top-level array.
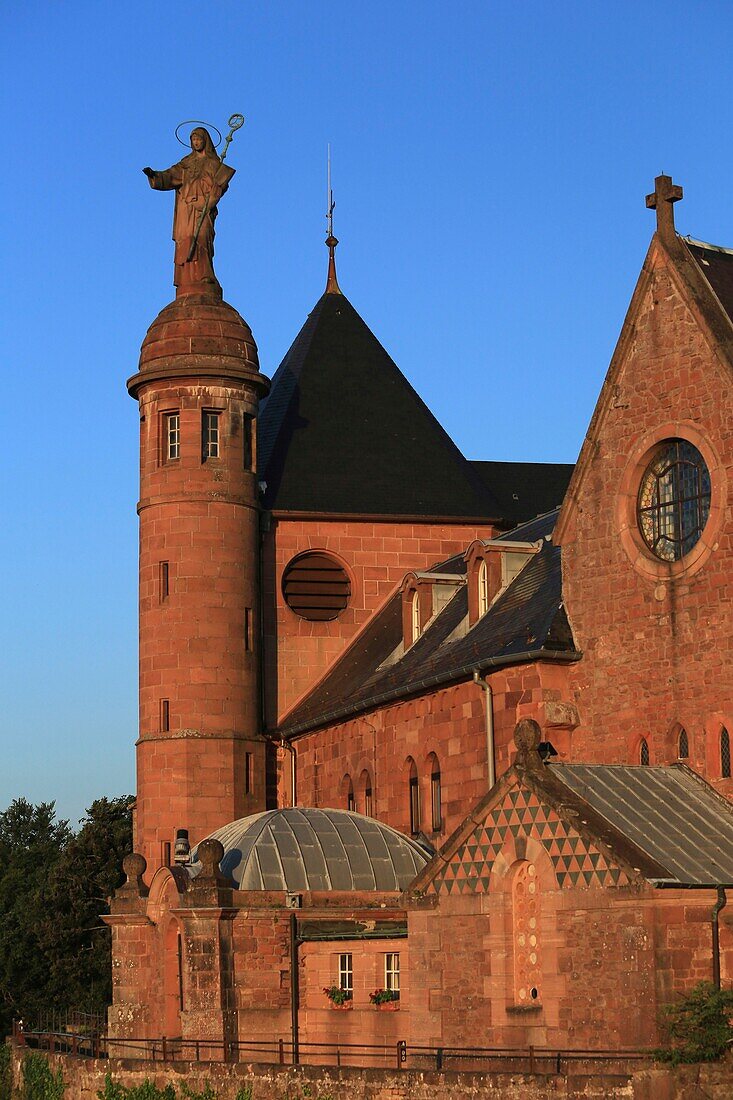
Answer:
[
  {"left": 684, "top": 237, "right": 733, "bottom": 324},
  {"left": 471, "top": 461, "right": 575, "bottom": 526},
  {"left": 551, "top": 764, "right": 733, "bottom": 887},
  {"left": 257, "top": 291, "right": 501, "bottom": 519},
  {"left": 192, "top": 807, "right": 429, "bottom": 891},
  {"left": 280, "top": 509, "right": 579, "bottom": 737}
]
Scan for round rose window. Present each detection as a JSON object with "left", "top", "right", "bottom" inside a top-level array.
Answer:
[
  {"left": 282, "top": 552, "right": 351, "bottom": 621},
  {"left": 637, "top": 439, "right": 711, "bottom": 562}
]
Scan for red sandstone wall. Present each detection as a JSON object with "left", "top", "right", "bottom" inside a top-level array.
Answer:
[
  {"left": 285, "top": 663, "right": 575, "bottom": 840},
  {"left": 135, "top": 380, "right": 265, "bottom": 868},
  {"left": 263, "top": 518, "right": 497, "bottom": 726},
  {"left": 559, "top": 243, "right": 733, "bottom": 794},
  {"left": 408, "top": 885, "right": 733, "bottom": 1052}
]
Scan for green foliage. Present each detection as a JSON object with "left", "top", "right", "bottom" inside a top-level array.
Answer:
[
  {"left": 97, "top": 1075, "right": 176, "bottom": 1100},
  {"left": 0, "top": 1044, "right": 11, "bottom": 1100},
  {"left": 321, "top": 986, "right": 352, "bottom": 1006},
  {"left": 180, "top": 1086, "right": 217, "bottom": 1100},
  {"left": 20, "top": 1053, "right": 64, "bottom": 1100},
  {"left": 234, "top": 1087, "right": 252, "bottom": 1100},
  {"left": 655, "top": 981, "right": 733, "bottom": 1065},
  {"left": 368, "top": 988, "right": 399, "bottom": 1004},
  {"left": 0, "top": 801, "right": 71, "bottom": 1037},
  {"left": 40, "top": 797, "right": 135, "bottom": 1019},
  {"left": 0, "top": 796, "right": 134, "bottom": 1038}
]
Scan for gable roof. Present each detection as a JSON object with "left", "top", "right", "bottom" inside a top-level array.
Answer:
[
  {"left": 552, "top": 763, "right": 733, "bottom": 888},
  {"left": 410, "top": 754, "right": 733, "bottom": 897},
  {"left": 278, "top": 509, "right": 579, "bottom": 737},
  {"left": 471, "top": 461, "right": 574, "bottom": 526},
  {"left": 257, "top": 291, "right": 501, "bottom": 520},
  {"left": 555, "top": 223, "right": 733, "bottom": 545}
]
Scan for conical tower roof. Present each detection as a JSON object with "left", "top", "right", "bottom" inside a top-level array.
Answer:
[{"left": 258, "top": 286, "right": 500, "bottom": 519}]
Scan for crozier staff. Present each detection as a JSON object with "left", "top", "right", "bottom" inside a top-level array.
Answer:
[{"left": 143, "top": 126, "right": 235, "bottom": 293}]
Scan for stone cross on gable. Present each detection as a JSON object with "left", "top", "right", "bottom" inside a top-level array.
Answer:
[{"left": 645, "top": 175, "right": 683, "bottom": 240}]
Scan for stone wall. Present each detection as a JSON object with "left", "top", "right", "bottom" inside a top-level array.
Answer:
[
  {"left": 558, "top": 238, "right": 733, "bottom": 797},
  {"left": 9, "top": 1043, "right": 733, "bottom": 1100}
]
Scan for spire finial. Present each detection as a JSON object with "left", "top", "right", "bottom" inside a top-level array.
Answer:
[
  {"left": 645, "top": 174, "right": 683, "bottom": 242},
  {"left": 325, "top": 143, "right": 341, "bottom": 294}
]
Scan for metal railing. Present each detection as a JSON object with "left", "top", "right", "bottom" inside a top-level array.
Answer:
[{"left": 14, "top": 1025, "right": 653, "bottom": 1077}]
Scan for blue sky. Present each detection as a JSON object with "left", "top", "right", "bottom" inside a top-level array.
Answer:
[{"left": 2, "top": 2, "right": 733, "bottom": 824}]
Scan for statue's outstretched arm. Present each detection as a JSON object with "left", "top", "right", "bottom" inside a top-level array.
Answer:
[{"left": 143, "top": 166, "right": 182, "bottom": 191}]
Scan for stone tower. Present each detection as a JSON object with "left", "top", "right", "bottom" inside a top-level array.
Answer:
[{"left": 128, "top": 276, "right": 269, "bottom": 871}]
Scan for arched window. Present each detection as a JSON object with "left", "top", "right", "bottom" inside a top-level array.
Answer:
[
  {"left": 344, "top": 775, "right": 355, "bottom": 812},
  {"left": 677, "top": 727, "right": 689, "bottom": 760},
  {"left": 721, "top": 728, "right": 731, "bottom": 779},
  {"left": 478, "top": 559, "right": 489, "bottom": 617},
  {"left": 512, "top": 861, "right": 541, "bottom": 1006},
  {"left": 407, "top": 758, "right": 420, "bottom": 834},
  {"left": 429, "top": 755, "right": 442, "bottom": 832},
  {"left": 411, "top": 592, "right": 421, "bottom": 643},
  {"left": 360, "top": 769, "right": 373, "bottom": 817},
  {"left": 639, "top": 738, "right": 650, "bottom": 766}
]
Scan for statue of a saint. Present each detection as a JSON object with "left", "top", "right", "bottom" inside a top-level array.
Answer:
[{"left": 144, "top": 127, "right": 235, "bottom": 295}]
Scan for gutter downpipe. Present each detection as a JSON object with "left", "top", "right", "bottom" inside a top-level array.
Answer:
[
  {"left": 280, "top": 738, "right": 297, "bottom": 807},
  {"left": 473, "top": 670, "right": 496, "bottom": 789},
  {"left": 289, "top": 912, "right": 300, "bottom": 1064},
  {"left": 712, "top": 886, "right": 727, "bottom": 990}
]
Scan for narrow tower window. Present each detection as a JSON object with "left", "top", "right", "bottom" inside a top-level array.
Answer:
[
  {"left": 160, "top": 561, "right": 169, "bottom": 602},
  {"left": 677, "top": 727, "right": 689, "bottom": 760},
  {"left": 164, "top": 412, "right": 180, "bottom": 461},
  {"left": 721, "top": 727, "right": 731, "bottom": 779},
  {"left": 478, "top": 559, "right": 489, "bottom": 617},
  {"left": 243, "top": 416, "right": 253, "bottom": 470},
  {"left": 244, "top": 752, "right": 253, "bottom": 795},
  {"left": 244, "top": 607, "right": 252, "bottom": 652},
  {"left": 202, "top": 410, "right": 221, "bottom": 460},
  {"left": 639, "top": 738, "right": 649, "bottom": 766},
  {"left": 161, "top": 699, "right": 170, "bottom": 733}
]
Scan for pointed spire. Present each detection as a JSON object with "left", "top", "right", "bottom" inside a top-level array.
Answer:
[
  {"left": 325, "top": 143, "right": 342, "bottom": 294},
  {"left": 325, "top": 232, "right": 341, "bottom": 294}
]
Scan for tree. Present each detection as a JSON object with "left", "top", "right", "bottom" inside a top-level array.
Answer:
[
  {"left": 0, "top": 800, "right": 71, "bottom": 1035},
  {"left": 0, "top": 795, "right": 134, "bottom": 1037},
  {"left": 41, "top": 797, "right": 134, "bottom": 1017}
]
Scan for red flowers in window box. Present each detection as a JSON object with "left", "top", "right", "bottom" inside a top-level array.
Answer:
[
  {"left": 323, "top": 985, "right": 353, "bottom": 1009},
  {"left": 369, "top": 989, "right": 400, "bottom": 1009}
]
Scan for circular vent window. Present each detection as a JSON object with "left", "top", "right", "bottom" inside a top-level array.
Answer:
[{"left": 282, "top": 553, "right": 351, "bottom": 621}]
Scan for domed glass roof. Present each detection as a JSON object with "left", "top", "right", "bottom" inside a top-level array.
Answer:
[{"left": 192, "top": 807, "right": 430, "bottom": 892}]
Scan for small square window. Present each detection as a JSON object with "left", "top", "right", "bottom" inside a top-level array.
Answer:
[
  {"left": 385, "top": 953, "right": 400, "bottom": 994},
  {"left": 338, "top": 952, "right": 353, "bottom": 993},
  {"left": 202, "top": 410, "right": 221, "bottom": 460}
]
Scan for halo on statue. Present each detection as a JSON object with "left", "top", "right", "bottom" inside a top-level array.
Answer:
[{"left": 175, "top": 120, "right": 224, "bottom": 149}]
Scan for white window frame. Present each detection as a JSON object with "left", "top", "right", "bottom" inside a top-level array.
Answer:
[
  {"left": 385, "top": 952, "right": 400, "bottom": 993},
  {"left": 338, "top": 952, "right": 353, "bottom": 993},
  {"left": 202, "top": 409, "right": 221, "bottom": 460},
  {"left": 411, "top": 591, "right": 421, "bottom": 643},
  {"left": 478, "top": 559, "right": 489, "bottom": 616},
  {"left": 165, "top": 412, "right": 180, "bottom": 461}
]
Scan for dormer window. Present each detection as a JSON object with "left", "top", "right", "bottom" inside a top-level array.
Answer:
[
  {"left": 411, "top": 591, "right": 421, "bottom": 643},
  {"left": 464, "top": 538, "right": 541, "bottom": 626},
  {"left": 478, "top": 559, "right": 489, "bottom": 617}
]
